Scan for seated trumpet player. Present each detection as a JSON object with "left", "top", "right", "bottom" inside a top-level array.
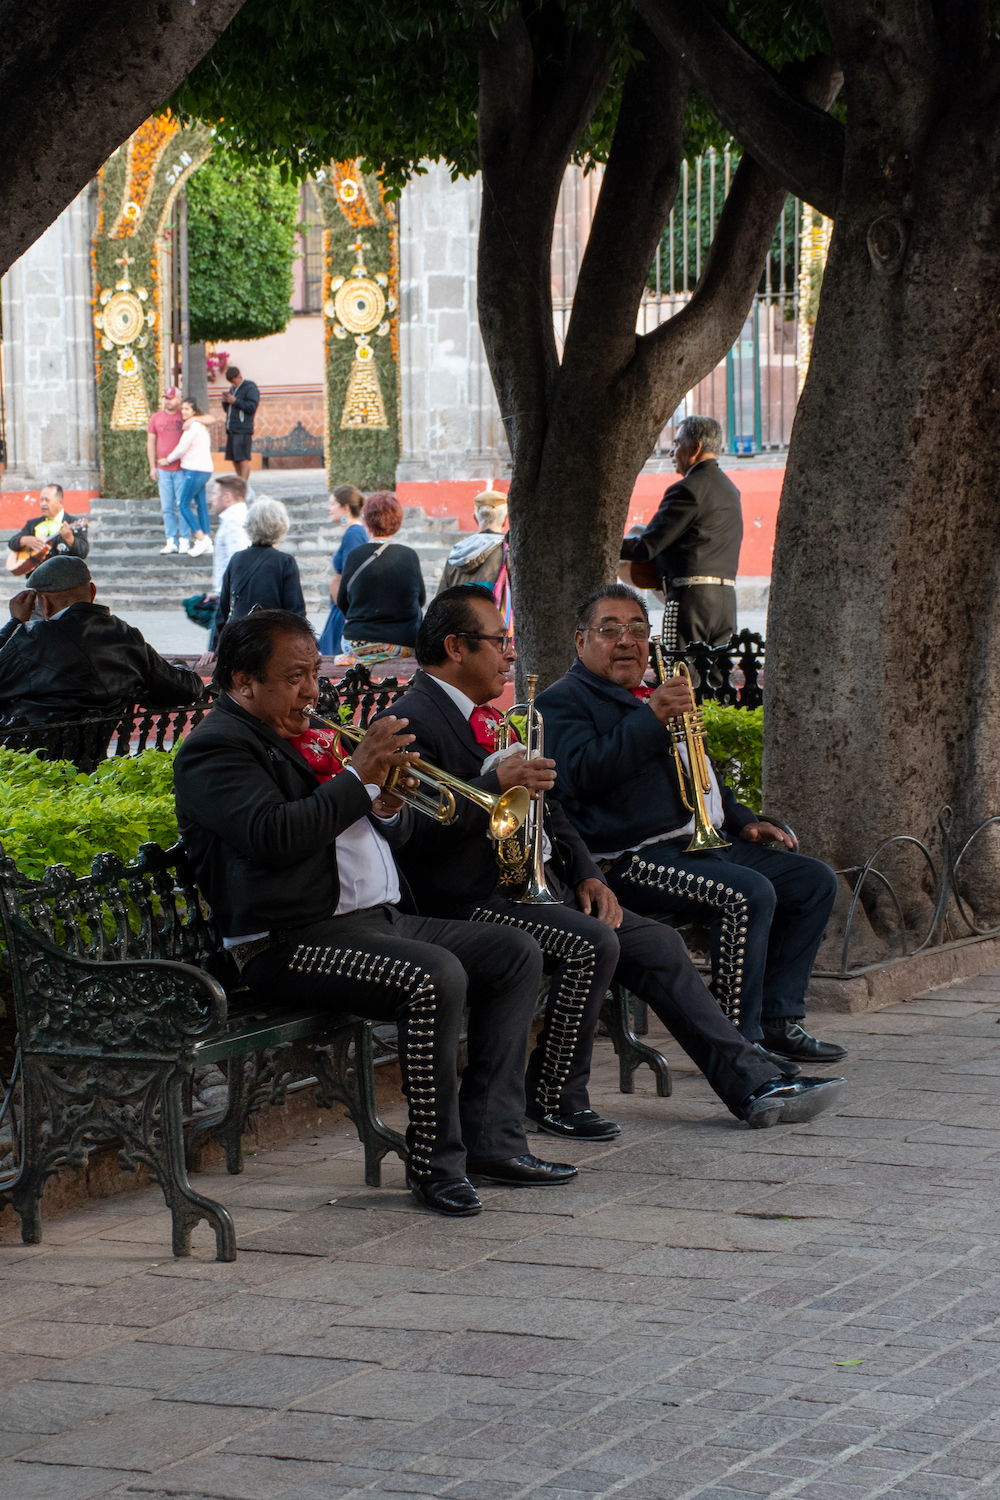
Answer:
[
  {"left": 378, "top": 586, "right": 844, "bottom": 1135},
  {"left": 536, "top": 583, "right": 846, "bottom": 1067},
  {"left": 173, "top": 610, "right": 577, "bottom": 1221}
]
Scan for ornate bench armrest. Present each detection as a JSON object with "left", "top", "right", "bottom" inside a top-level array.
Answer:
[{"left": 10, "top": 927, "right": 228, "bottom": 1057}]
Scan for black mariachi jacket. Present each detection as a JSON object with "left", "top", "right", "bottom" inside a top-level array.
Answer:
[
  {"left": 174, "top": 692, "right": 390, "bottom": 938},
  {"left": 0, "top": 602, "right": 203, "bottom": 722},
  {"left": 8, "top": 511, "right": 89, "bottom": 561},
  {"left": 536, "top": 659, "right": 757, "bottom": 855},
  {"left": 619, "top": 459, "right": 741, "bottom": 586},
  {"left": 375, "top": 670, "right": 605, "bottom": 916}
]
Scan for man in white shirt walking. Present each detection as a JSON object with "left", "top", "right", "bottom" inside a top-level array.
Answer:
[{"left": 197, "top": 475, "right": 250, "bottom": 654}]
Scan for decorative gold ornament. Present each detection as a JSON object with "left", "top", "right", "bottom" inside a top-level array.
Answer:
[
  {"left": 110, "top": 357, "right": 150, "bottom": 429},
  {"left": 333, "top": 277, "right": 386, "bottom": 334},
  {"left": 338, "top": 178, "right": 359, "bottom": 203},
  {"left": 341, "top": 350, "right": 388, "bottom": 429},
  {"left": 103, "top": 290, "right": 145, "bottom": 346}
]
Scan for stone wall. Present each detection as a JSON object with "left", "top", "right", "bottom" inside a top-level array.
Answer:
[
  {"left": 396, "top": 164, "right": 509, "bottom": 483},
  {"left": 0, "top": 186, "right": 100, "bottom": 494}
]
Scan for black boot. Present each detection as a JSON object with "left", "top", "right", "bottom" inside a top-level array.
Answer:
[{"left": 760, "top": 1018, "right": 848, "bottom": 1063}]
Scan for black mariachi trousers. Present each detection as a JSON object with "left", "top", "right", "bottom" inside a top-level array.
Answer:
[
  {"left": 466, "top": 889, "right": 775, "bottom": 1120},
  {"left": 606, "top": 840, "right": 838, "bottom": 1043},
  {"left": 242, "top": 906, "right": 542, "bottom": 1182}
]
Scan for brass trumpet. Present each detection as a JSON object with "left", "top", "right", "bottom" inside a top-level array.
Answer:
[
  {"left": 308, "top": 713, "right": 531, "bottom": 842},
  {"left": 496, "top": 673, "right": 560, "bottom": 904},
  {"left": 650, "top": 642, "right": 730, "bottom": 853}
]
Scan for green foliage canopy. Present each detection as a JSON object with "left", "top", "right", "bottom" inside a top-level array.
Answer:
[
  {"left": 186, "top": 150, "right": 300, "bottom": 342},
  {"left": 174, "top": 1, "right": 830, "bottom": 196},
  {"left": 0, "top": 749, "right": 179, "bottom": 879}
]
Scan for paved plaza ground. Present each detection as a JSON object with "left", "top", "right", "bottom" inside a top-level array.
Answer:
[{"left": 5, "top": 973, "right": 1000, "bottom": 1499}]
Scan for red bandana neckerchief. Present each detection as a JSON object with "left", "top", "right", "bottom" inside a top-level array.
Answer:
[
  {"left": 630, "top": 684, "right": 654, "bottom": 702},
  {"left": 290, "top": 726, "right": 347, "bottom": 783},
  {"left": 470, "top": 703, "right": 504, "bottom": 752}
]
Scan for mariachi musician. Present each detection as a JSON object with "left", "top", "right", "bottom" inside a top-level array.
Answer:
[
  {"left": 537, "top": 582, "right": 846, "bottom": 1069},
  {"left": 173, "top": 608, "right": 577, "bottom": 1220},
  {"left": 379, "top": 585, "right": 844, "bottom": 1136},
  {"left": 7, "top": 484, "right": 89, "bottom": 577}
]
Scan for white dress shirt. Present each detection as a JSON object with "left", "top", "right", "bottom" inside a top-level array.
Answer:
[
  {"left": 212, "top": 501, "right": 249, "bottom": 593},
  {"left": 334, "top": 769, "right": 401, "bottom": 913},
  {"left": 223, "top": 768, "right": 399, "bottom": 945}
]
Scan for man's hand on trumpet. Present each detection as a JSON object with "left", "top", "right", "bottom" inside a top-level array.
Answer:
[
  {"left": 350, "top": 715, "right": 418, "bottom": 795},
  {"left": 494, "top": 746, "right": 557, "bottom": 800},
  {"left": 648, "top": 677, "right": 695, "bottom": 726}
]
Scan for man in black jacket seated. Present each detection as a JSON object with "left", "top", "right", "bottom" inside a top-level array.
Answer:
[
  {"left": 378, "top": 586, "right": 844, "bottom": 1137},
  {"left": 173, "top": 610, "right": 575, "bottom": 1219},
  {"left": 536, "top": 583, "right": 846, "bottom": 1068},
  {"left": 0, "top": 557, "right": 204, "bottom": 721}
]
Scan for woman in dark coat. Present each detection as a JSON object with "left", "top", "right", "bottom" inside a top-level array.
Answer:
[
  {"left": 217, "top": 498, "right": 305, "bottom": 626},
  {"left": 336, "top": 491, "right": 425, "bottom": 664}
]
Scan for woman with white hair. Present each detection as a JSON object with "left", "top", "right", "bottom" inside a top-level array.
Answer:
[{"left": 217, "top": 497, "right": 305, "bottom": 626}]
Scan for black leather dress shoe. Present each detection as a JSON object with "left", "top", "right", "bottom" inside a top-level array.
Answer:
[
  {"left": 526, "top": 1107, "right": 621, "bottom": 1140},
  {"left": 742, "top": 1075, "right": 846, "bottom": 1129},
  {"left": 409, "top": 1176, "right": 483, "bottom": 1216},
  {"left": 760, "top": 1019, "right": 848, "bottom": 1063},
  {"left": 754, "top": 1043, "right": 801, "bottom": 1079},
  {"left": 465, "top": 1153, "right": 578, "bottom": 1185}
]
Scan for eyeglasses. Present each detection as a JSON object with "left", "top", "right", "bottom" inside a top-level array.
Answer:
[
  {"left": 586, "top": 622, "right": 651, "bottom": 642},
  {"left": 458, "top": 632, "right": 515, "bottom": 651}
]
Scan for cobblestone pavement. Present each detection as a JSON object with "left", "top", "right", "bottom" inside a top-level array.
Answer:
[{"left": 5, "top": 974, "right": 1000, "bottom": 1499}]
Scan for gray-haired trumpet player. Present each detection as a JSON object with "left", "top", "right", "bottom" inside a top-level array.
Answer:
[
  {"left": 173, "top": 609, "right": 577, "bottom": 1221},
  {"left": 378, "top": 585, "right": 844, "bottom": 1138},
  {"left": 537, "top": 582, "right": 847, "bottom": 1071}
]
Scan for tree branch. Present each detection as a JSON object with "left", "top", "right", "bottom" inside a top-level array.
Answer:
[
  {"left": 626, "top": 52, "right": 843, "bottom": 437},
  {"left": 0, "top": 0, "right": 246, "bottom": 277},
  {"left": 477, "top": 7, "right": 613, "bottom": 482},
  {"left": 562, "top": 23, "right": 687, "bottom": 360},
  {"left": 635, "top": 0, "right": 844, "bottom": 217}
]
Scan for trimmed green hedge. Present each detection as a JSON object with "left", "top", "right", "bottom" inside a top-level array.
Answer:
[
  {"left": 0, "top": 748, "right": 179, "bottom": 880},
  {"left": 703, "top": 704, "right": 763, "bottom": 813},
  {"left": 0, "top": 703, "right": 763, "bottom": 882}
]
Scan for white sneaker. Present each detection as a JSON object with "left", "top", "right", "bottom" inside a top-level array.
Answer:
[
  {"left": 178, "top": 537, "right": 191, "bottom": 554},
  {"left": 160, "top": 538, "right": 178, "bottom": 554},
  {"left": 189, "top": 537, "right": 214, "bottom": 558}
]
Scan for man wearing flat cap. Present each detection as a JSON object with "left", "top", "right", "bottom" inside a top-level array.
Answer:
[{"left": 0, "top": 558, "right": 204, "bottom": 721}]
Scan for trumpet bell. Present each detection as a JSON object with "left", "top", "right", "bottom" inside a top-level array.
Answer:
[{"left": 490, "top": 785, "right": 531, "bottom": 841}]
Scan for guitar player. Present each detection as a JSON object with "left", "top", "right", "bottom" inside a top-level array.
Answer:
[{"left": 7, "top": 484, "right": 89, "bottom": 577}]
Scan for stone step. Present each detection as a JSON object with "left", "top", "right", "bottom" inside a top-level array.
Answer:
[{"left": 35, "top": 492, "right": 468, "bottom": 611}]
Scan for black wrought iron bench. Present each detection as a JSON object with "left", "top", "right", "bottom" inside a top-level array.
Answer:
[
  {"left": 252, "top": 421, "right": 324, "bottom": 467},
  {"left": 0, "top": 699, "right": 213, "bottom": 774},
  {"left": 0, "top": 839, "right": 408, "bottom": 1262}
]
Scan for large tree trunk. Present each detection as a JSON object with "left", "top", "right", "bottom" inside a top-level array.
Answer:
[
  {"left": 0, "top": 0, "right": 245, "bottom": 276},
  {"left": 478, "top": 10, "right": 839, "bottom": 689},
  {"left": 765, "top": 92, "right": 1000, "bottom": 916}
]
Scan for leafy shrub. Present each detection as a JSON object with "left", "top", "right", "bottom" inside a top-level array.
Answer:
[
  {"left": 702, "top": 704, "right": 763, "bottom": 813},
  {"left": 0, "top": 748, "right": 179, "bottom": 879}
]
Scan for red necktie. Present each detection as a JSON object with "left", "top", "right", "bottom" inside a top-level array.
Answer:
[{"left": 470, "top": 704, "right": 504, "bottom": 751}]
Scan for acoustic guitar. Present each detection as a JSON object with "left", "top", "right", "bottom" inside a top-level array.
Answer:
[{"left": 6, "top": 520, "right": 89, "bottom": 577}]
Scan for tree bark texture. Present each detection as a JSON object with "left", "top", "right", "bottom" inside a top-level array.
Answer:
[
  {"left": 476, "top": 9, "right": 839, "bottom": 692},
  {"left": 0, "top": 0, "right": 246, "bottom": 277},
  {"left": 643, "top": 0, "right": 1000, "bottom": 917}
]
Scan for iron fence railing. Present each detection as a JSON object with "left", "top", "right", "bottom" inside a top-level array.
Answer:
[
  {"left": 829, "top": 807, "right": 1000, "bottom": 976},
  {"left": 553, "top": 147, "right": 802, "bottom": 457}
]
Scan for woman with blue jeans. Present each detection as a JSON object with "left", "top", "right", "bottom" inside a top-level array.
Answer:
[{"left": 163, "top": 399, "right": 215, "bottom": 558}]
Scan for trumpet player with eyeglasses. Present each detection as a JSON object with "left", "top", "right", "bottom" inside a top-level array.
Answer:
[
  {"left": 378, "top": 586, "right": 843, "bottom": 1137},
  {"left": 173, "top": 610, "right": 577, "bottom": 1222},
  {"left": 537, "top": 583, "right": 848, "bottom": 1077}
]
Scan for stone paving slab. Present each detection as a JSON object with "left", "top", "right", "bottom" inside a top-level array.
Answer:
[{"left": 9, "top": 976, "right": 1000, "bottom": 1496}]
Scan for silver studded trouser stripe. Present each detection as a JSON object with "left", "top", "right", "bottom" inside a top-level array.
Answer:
[
  {"left": 618, "top": 857, "right": 750, "bottom": 1023},
  {"left": 470, "top": 906, "right": 599, "bottom": 1113},
  {"left": 288, "top": 943, "right": 438, "bottom": 1179}
]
